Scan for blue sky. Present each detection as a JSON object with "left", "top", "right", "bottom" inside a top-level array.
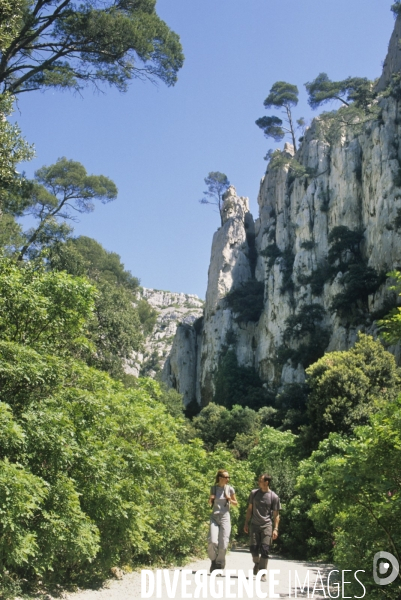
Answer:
[{"left": 14, "top": 0, "right": 395, "bottom": 298}]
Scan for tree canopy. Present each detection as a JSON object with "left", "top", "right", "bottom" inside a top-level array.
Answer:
[
  {"left": 0, "top": 0, "right": 184, "bottom": 95},
  {"left": 378, "top": 270, "right": 401, "bottom": 343},
  {"left": 391, "top": 1, "right": 401, "bottom": 16},
  {"left": 48, "top": 236, "right": 154, "bottom": 377},
  {"left": 256, "top": 81, "right": 300, "bottom": 151},
  {"left": 0, "top": 256, "right": 96, "bottom": 357},
  {"left": 17, "top": 158, "right": 117, "bottom": 260},
  {"left": 303, "top": 334, "right": 401, "bottom": 450},
  {"left": 305, "top": 73, "right": 376, "bottom": 110},
  {"left": 0, "top": 93, "right": 34, "bottom": 212},
  {"left": 304, "top": 401, "right": 401, "bottom": 598},
  {"left": 199, "top": 171, "right": 230, "bottom": 226}
]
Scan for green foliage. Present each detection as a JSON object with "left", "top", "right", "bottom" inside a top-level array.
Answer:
[
  {"left": 284, "top": 434, "right": 348, "bottom": 560},
  {"left": 225, "top": 280, "right": 264, "bottom": 323},
  {"left": 305, "top": 72, "right": 377, "bottom": 110},
  {"left": 256, "top": 81, "right": 301, "bottom": 151},
  {"left": 139, "top": 349, "right": 161, "bottom": 377},
  {"left": 18, "top": 159, "right": 118, "bottom": 260},
  {"left": 316, "top": 226, "right": 384, "bottom": 319},
  {"left": 193, "top": 403, "right": 259, "bottom": 451},
  {"left": 156, "top": 385, "right": 185, "bottom": 419},
  {"left": 378, "top": 270, "right": 401, "bottom": 343},
  {"left": 0, "top": 255, "right": 95, "bottom": 356},
  {"left": 274, "top": 383, "right": 309, "bottom": 433},
  {"left": 69, "top": 237, "right": 140, "bottom": 290},
  {"left": 213, "top": 350, "right": 273, "bottom": 411},
  {"left": 327, "top": 225, "right": 363, "bottom": 266},
  {"left": 315, "top": 103, "right": 381, "bottom": 145},
  {"left": 0, "top": 0, "right": 184, "bottom": 95},
  {"left": 0, "top": 93, "right": 34, "bottom": 211},
  {"left": 277, "top": 304, "right": 330, "bottom": 369},
  {"left": 284, "top": 304, "right": 326, "bottom": 342},
  {"left": 330, "top": 263, "right": 384, "bottom": 318},
  {"left": 0, "top": 248, "right": 256, "bottom": 588},
  {"left": 137, "top": 298, "right": 157, "bottom": 334},
  {"left": 264, "top": 81, "right": 299, "bottom": 109},
  {"left": 248, "top": 427, "right": 298, "bottom": 503},
  {"left": 260, "top": 242, "right": 282, "bottom": 267},
  {"left": 391, "top": 1, "right": 401, "bottom": 16},
  {"left": 266, "top": 150, "right": 310, "bottom": 185},
  {"left": 302, "top": 334, "right": 401, "bottom": 450},
  {"left": 49, "top": 237, "right": 148, "bottom": 377},
  {"left": 255, "top": 116, "right": 286, "bottom": 143},
  {"left": 0, "top": 338, "right": 251, "bottom": 584},
  {"left": 279, "top": 247, "right": 295, "bottom": 294},
  {"left": 300, "top": 240, "right": 315, "bottom": 250},
  {"left": 385, "top": 72, "right": 401, "bottom": 101},
  {"left": 192, "top": 402, "right": 279, "bottom": 461},
  {"left": 304, "top": 399, "right": 401, "bottom": 597},
  {"left": 199, "top": 172, "right": 230, "bottom": 225},
  {"left": 86, "top": 279, "right": 142, "bottom": 377},
  {"left": 0, "top": 214, "right": 23, "bottom": 253},
  {"left": 306, "top": 263, "right": 328, "bottom": 295},
  {"left": 0, "top": 0, "right": 24, "bottom": 52}
]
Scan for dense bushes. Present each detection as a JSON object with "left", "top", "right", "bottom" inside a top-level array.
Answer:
[
  {"left": 213, "top": 349, "right": 274, "bottom": 410},
  {"left": 302, "top": 333, "right": 400, "bottom": 450},
  {"left": 225, "top": 280, "right": 265, "bottom": 323},
  {"left": 294, "top": 401, "right": 401, "bottom": 598},
  {"left": 331, "top": 263, "right": 385, "bottom": 318},
  {"left": 277, "top": 304, "right": 330, "bottom": 369},
  {"left": 245, "top": 335, "right": 401, "bottom": 575},
  {"left": 49, "top": 237, "right": 156, "bottom": 377},
  {"left": 0, "top": 344, "right": 254, "bottom": 588},
  {"left": 192, "top": 402, "right": 276, "bottom": 458},
  {"left": 0, "top": 255, "right": 256, "bottom": 592},
  {"left": 0, "top": 353, "right": 233, "bottom": 584}
]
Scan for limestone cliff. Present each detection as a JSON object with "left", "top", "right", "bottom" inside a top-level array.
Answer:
[
  {"left": 126, "top": 288, "right": 203, "bottom": 378},
  {"left": 163, "top": 17, "right": 401, "bottom": 406}
]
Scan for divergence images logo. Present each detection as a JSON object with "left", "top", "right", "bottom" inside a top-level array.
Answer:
[{"left": 373, "top": 552, "right": 399, "bottom": 586}]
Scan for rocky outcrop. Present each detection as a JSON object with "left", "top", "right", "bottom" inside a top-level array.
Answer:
[
  {"left": 377, "top": 14, "right": 401, "bottom": 92},
  {"left": 163, "top": 18, "right": 401, "bottom": 406},
  {"left": 126, "top": 288, "right": 203, "bottom": 378}
]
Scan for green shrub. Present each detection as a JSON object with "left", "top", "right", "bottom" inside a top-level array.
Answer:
[
  {"left": 225, "top": 280, "right": 264, "bottom": 323},
  {"left": 327, "top": 226, "right": 364, "bottom": 266},
  {"left": 274, "top": 383, "right": 309, "bottom": 434},
  {"left": 192, "top": 403, "right": 260, "bottom": 452},
  {"left": 213, "top": 349, "right": 274, "bottom": 410},
  {"left": 302, "top": 334, "right": 401, "bottom": 450},
  {"left": 278, "top": 304, "right": 330, "bottom": 369},
  {"left": 260, "top": 243, "right": 282, "bottom": 267},
  {"left": 297, "top": 262, "right": 329, "bottom": 295},
  {"left": 300, "top": 240, "right": 315, "bottom": 250},
  {"left": 283, "top": 304, "right": 327, "bottom": 342},
  {"left": 280, "top": 248, "right": 295, "bottom": 294},
  {"left": 318, "top": 189, "right": 330, "bottom": 212},
  {"left": 394, "top": 207, "right": 401, "bottom": 230},
  {"left": 305, "top": 401, "right": 401, "bottom": 598},
  {"left": 331, "top": 263, "right": 384, "bottom": 318}
]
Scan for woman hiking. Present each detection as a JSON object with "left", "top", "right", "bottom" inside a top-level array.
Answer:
[{"left": 208, "top": 468, "right": 238, "bottom": 573}]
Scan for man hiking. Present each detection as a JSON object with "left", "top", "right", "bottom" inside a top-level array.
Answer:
[{"left": 244, "top": 473, "right": 280, "bottom": 582}]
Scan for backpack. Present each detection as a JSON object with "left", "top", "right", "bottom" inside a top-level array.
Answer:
[{"left": 211, "top": 485, "right": 231, "bottom": 510}]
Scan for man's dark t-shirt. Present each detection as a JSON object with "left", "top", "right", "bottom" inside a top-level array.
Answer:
[{"left": 248, "top": 489, "right": 280, "bottom": 527}]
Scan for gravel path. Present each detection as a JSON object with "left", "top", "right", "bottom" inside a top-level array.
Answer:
[{"left": 65, "top": 550, "right": 335, "bottom": 599}]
